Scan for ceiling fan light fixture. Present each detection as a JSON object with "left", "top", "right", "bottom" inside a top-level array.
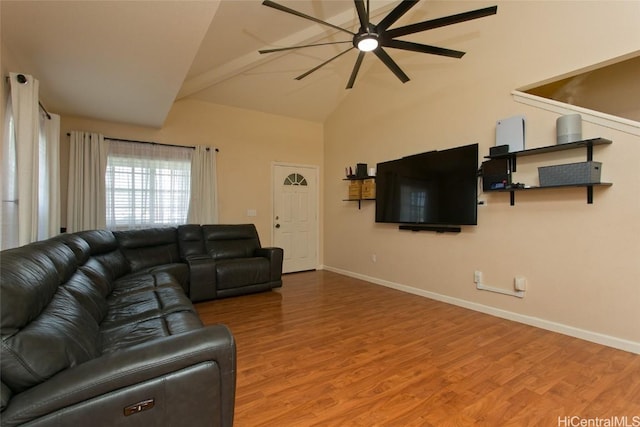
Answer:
[
  {"left": 353, "top": 32, "right": 380, "bottom": 52},
  {"left": 357, "top": 35, "right": 378, "bottom": 52}
]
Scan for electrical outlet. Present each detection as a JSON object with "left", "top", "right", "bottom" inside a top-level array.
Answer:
[
  {"left": 514, "top": 276, "right": 527, "bottom": 291},
  {"left": 371, "top": 254, "right": 377, "bottom": 263},
  {"left": 474, "top": 270, "right": 483, "bottom": 284}
]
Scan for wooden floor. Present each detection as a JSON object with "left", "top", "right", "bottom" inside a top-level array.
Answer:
[{"left": 196, "top": 270, "right": 640, "bottom": 427}]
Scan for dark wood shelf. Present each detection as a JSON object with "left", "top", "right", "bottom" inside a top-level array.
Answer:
[
  {"left": 483, "top": 137, "right": 612, "bottom": 205},
  {"left": 343, "top": 198, "right": 375, "bottom": 209},
  {"left": 484, "top": 137, "right": 612, "bottom": 160},
  {"left": 485, "top": 183, "right": 613, "bottom": 193},
  {"left": 486, "top": 183, "right": 612, "bottom": 205},
  {"left": 343, "top": 175, "right": 375, "bottom": 181}
]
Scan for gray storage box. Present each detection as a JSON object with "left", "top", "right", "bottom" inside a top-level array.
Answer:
[{"left": 538, "top": 161, "right": 602, "bottom": 187}]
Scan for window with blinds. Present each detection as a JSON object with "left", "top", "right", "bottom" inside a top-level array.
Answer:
[{"left": 105, "top": 143, "right": 191, "bottom": 230}]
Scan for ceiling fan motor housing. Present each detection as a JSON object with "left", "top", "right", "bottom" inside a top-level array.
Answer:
[{"left": 353, "top": 24, "right": 380, "bottom": 51}]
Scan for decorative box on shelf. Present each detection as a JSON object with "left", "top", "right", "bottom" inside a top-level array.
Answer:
[
  {"left": 538, "top": 161, "right": 602, "bottom": 187},
  {"left": 361, "top": 178, "right": 376, "bottom": 199},
  {"left": 348, "top": 181, "right": 362, "bottom": 200}
]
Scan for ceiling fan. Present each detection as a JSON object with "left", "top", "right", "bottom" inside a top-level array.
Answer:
[{"left": 259, "top": 0, "right": 497, "bottom": 89}]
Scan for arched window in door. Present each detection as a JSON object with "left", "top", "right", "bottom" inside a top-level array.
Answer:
[{"left": 283, "top": 173, "right": 308, "bottom": 186}]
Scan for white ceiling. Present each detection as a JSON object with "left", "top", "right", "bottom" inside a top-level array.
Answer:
[{"left": 2, "top": 0, "right": 498, "bottom": 126}]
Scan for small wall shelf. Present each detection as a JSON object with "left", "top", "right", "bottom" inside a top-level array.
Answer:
[
  {"left": 486, "top": 182, "right": 613, "bottom": 205},
  {"left": 484, "top": 137, "right": 612, "bottom": 205},
  {"left": 343, "top": 175, "right": 376, "bottom": 180},
  {"left": 343, "top": 176, "right": 375, "bottom": 210},
  {"left": 342, "top": 197, "right": 376, "bottom": 209}
]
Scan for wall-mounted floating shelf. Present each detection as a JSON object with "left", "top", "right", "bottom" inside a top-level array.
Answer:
[
  {"left": 484, "top": 137, "right": 612, "bottom": 205},
  {"left": 342, "top": 198, "right": 376, "bottom": 209},
  {"left": 343, "top": 176, "right": 376, "bottom": 209}
]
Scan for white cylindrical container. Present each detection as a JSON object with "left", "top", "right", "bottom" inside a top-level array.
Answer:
[{"left": 556, "top": 114, "right": 582, "bottom": 144}]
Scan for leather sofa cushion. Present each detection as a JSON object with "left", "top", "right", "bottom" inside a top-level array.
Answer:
[
  {"left": 1, "top": 287, "right": 100, "bottom": 393},
  {"left": 100, "top": 311, "right": 203, "bottom": 353},
  {"left": 100, "top": 271, "right": 201, "bottom": 353},
  {"left": 63, "top": 271, "right": 109, "bottom": 323},
  {"left": 30, "top": 240, "right": 78, "bottom": 284},
  {"left": 79, "top": 258, "right": 117, "bottom": 297},
  {"left": 76, "top": 230, "right": 119, "bottom": 255},
  {"left": 202, "top": 225, "right": 261, "bottom": 260},
  {"left": 103, "top": 272, "right": 194, "bottom": 329},
  {"left": 1, "top": 242, "right": 71, "bottom": 336},
  {"left": 93, "top": 251, "right": 130, "bottom": 281},
  {"left": 216, "top": 258, "right": 270, "bottom": 290},
  {"left": 178, "top": 224, "right": 205, "bottom": 259},
  {"left": 57, "top": 232, "right": 130, "bottom": 281},
  {"left": 112, "top": 269, "right": 178, "bottom": 293},
  {"left": 136, "top": 263, "right": 190, "bottom": 294},
  {"left": 115, "top": 228, "right": 181, "bottom": 272},
  {"left": 53, "top": 233, "right": 91, "bottom": 265},
  {"left": 208, "top": 240, "right": 257, "bottom": 260}
]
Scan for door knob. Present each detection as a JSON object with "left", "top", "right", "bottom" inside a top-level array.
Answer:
[{"left": 275, "top": 224, "right": 281, "bottom": 228}]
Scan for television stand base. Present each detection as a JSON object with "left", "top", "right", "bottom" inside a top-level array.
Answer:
[{"left": 398, "top": 225, "right": 462, "bottom": 233}]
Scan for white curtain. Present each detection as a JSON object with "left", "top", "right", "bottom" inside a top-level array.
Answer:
[
  {"left": 1, "top": 72, "right": 59, "bottom": 249},
  {"left": 188, "top": 145, "right": 218, "bottom": 224},
  {"left": 38, "top": 112, "right": 61, "bottom": 240},
  {"left": 1, "top": 93, "right": 18, "bottom": 248},
  {"left": 105, "top": 140, "right": 191, "bottom": 230},
  {"left": 67, "top": 131, "right": 108, "bottom": 232},
  {"left": 9, "top": 72, "right": 39, "bottom": 246}
]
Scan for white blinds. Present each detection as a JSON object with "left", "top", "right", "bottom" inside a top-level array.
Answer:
[{"left": 105, "top": 141, "right": 191, "bottom": 230}]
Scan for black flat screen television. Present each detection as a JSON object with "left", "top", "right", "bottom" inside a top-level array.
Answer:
[{"left": 375, "top": 143, "right": 478, "bottom": 227}]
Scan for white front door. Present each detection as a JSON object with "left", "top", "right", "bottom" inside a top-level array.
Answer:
[{"left": 273, "top": 164, "right": 318, "bottom": 273}]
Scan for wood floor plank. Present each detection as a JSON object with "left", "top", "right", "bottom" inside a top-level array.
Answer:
[{"left": 196, "top": 270, "right": 640, "bottom": 426}]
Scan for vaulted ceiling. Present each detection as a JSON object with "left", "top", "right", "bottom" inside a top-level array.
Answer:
[{"left": 2, "top": 0, "right": 497, "bottom": 127}]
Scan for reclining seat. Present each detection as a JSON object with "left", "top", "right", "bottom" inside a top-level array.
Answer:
[{"left": 178, "top": 224, "right": 283, "bottom": 301}]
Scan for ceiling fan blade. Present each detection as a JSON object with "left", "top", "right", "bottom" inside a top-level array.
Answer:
[
  {"left": 354, "top": 0, "right": 368, "bottom": 29},
  {"left": 259, "top": 41, "right": 352, "bottom": 54},
  {"left": 382, "top": 39, "right": 465, "bottom": 58},
  {"left": 385, "top": 5, "right": 498, "bottom": 39},
  {"left": 366, "top": 0, "right": 370, "bottom": 25},
  {"left": 262, "top": 0, "right": 355, "bottom": 36},
  {"left": 376, "top": 0, "right": 419, "bottom": 32},
  {"left": 346, "top": 51, "right": 366, "bottom": 89},
  {"left": 295, "top": 47, "right": 355, "bottom": 80},
  {"left": 374, "top": 47, "right": 409, "bottom": 84}
]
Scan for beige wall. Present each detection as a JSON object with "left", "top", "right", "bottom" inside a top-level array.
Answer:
[
  {"left": 61, "top": 99, "right": 324, "bottom": 256},
  {"left": 323, "top": 1, "right": 640, "bottom": 347}
]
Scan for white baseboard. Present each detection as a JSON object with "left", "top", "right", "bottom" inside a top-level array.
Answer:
[{"left": 321, "top": 265, "right": 640, "bottom": 355}]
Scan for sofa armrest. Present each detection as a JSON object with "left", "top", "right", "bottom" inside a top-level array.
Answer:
[
  {"left": 255, "top": 247, "right": 284, "bottom": 283},
  {"left": 2, "top": 325, "right": 235, "bottom": 427},
  {"left": 186, "top": 254, "right": 218, "bottom": 302}
]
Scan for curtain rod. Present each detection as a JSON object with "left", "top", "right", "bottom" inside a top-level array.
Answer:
[
  {"left": 66, "top": 133, "right": 219, "bottom": 152},
  {"left": 39, "top": 102, "right": 51, "bottom": 120},
  {"left": 5, "top": 75, "right": 52, "bottom": 120}
]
